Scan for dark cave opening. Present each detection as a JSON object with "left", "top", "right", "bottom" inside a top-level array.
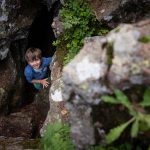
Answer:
[
  {"left": 24, "top": 0, "right": 62, "bottom": 101},
  {"left": 23, "top": 1, "right": 62, "bottom": 105},
  {"left": 27, "top": 2, "right": 59, "bottom": 57},
  {"left": 23, "top": 1, "right": 62, "bottom": 137},
  {"left": 25, "top": 1, "right": 62, "bottom": 100}
]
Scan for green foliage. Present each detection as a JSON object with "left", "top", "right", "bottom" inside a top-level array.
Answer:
[
  {"left": 131, "top": 119, "right": 139, "bottom": 137},
  {"left": 89, "top": 142, "right": 143, "bottom": 150},
  {"left": 140, "top": 88, "right": 150, "bottom": 107},
  {"left": 101, "top": 88, "right": 150, "bottom": 144},
  {"left": 106, "top": 118, "right": 135, "bottom": 144},
  {"left": 40, "top": 123, "right": 74, "bottom": 150},
  {"left": 102, "top": 89, "right": 134, "bottom": 115},
  {"left": 139, "top": 35, "right": 150, "bottom": 43},
  {"left": 53, "top": 0, "right": 109, "bottom": 64}
]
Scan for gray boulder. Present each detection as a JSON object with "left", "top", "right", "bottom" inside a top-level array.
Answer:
[
  {"left": 62, "top": 20, "right": 150, "bottom": 149},
  {"left": 91, "top": 0, "right": 150, "bottom": 28}
]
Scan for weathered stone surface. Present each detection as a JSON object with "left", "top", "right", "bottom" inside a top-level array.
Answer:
[
  {"left": 50, "top": 78, "right": 63, "bottom": 102},
  {"left": 0, "top": 39, "right": 10, "bottom": 60},
  {"left": 51, "top": 16, "right": 64, "bottom": 38},
  {"left": 0, "top": 0, "right": 41, "bottom": 115},
  {"left": 62, "top": 20, "right": 150, "bottom": 149},
  {"left": 0, "top": 113, "right": 32, "bottom": 138},
  {"left": 0, "top": 0, "right": 39, "bottom": 60},
  {"left": 50, "top": 50, "right": 64, "bottom": 82},
  {"left": 0, "top": 0, "right": 60, "bottom": 61},
  {"left": 0, "top": 103, "right": 41, "bottom": 138},
  {"left": 0, "top": 88, "right": 7, "bottom": 113},
  {"left": 0, "top": 54, "right": 17, "bottom": 114},
  {"left": 107, "top": 20, "right": 150, "bottom": 89},
  {"left": 0, "top": 0, "right": 64, "bottom": 140},
  {"left": 63, "top": 36, "right": 109, "bottom": 149},
  {"left": 91, "top": 0, "right": 120, "bottom": 21},
  {"left": 67, "top": 104, "right": 95, "bottom": 150},
  {"left": 63, "top": 36, "right": 109, "bottom": 104},
  {"left": 91, "top": 0, "right": 150, "bottom": 28},
  {"left": 0, "top": 136, "right": 40, "bottom": 149},
  {"left": 34, "top": 83, "right": 50, "bottom": 118},
  {"left": 40, "top": 50, "right": 68, "bottom": 136}
]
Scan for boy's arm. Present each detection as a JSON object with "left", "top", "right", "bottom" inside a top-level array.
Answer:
[
  {"left": 43, "top": 57, "right": 53, "bottom": 66},
  {"left": 31, "top": 78, "right": 49, "bottom": 88},
  {"left": 24, "top": 67, "right": 33, "bottom": 83}
]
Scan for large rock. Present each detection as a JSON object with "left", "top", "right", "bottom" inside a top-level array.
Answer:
[
  {"left": 0, "top": 0, "right": 39, "bottom": 60},
  {"left": 40, "top": 49, "right": 68, "bottom": 136},
  {"left": 0, "top": 103, "right": 41, "bottom": 138},
  {"left": 0, "top": 54, "right": 17, "bottom": 114},
  {"left": 0, "top": 0, "right": 60, "bottom": 114},
  {"left": 51, "top": 16, "right": 64, "bottom": 38},
  {"left": 0, "top": 137, "right": 39, "bottom": 150},
  {"left": 107, "top": 20, "right": 150, "bottom": 88},
  {"left": 91, "top": 0, "right": 150, "bottom": 28},
  {"left": 0, "top": 0, "right": 61, "bottom": 61},
  {"left": 0, "top": 0, "right": 41, "bottom": 114},
  {"left": 62, "top": 20, "right": 150, "bottom": 149}
]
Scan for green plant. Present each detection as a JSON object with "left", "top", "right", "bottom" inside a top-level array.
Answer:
[
  {"left": 40, "top": 123, "right": 74, "bottom": 150},
  {"left": 53, "top": 0, "right": 109, "bottom": 64},
  {"left": 139, "top": 35, "right": 150, "bottom": 43},
  {"left": 89, "top": 142, "right": 143, "bottom": 150},
  {"left": 101, "top": 88, "right": 150, "bottom": 144}
]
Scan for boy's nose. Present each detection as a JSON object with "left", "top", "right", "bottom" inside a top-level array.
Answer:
[{"left": 33, "top": 61, "right": 38, "bottom": 65}]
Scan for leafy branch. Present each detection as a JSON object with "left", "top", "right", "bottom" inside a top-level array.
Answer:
[
  {"left": 40, "top": 123, "right": 74, "bottom": 150},
  {"left": 101, "top": 88, "right": 150, "bottom": 144},
  {"left": 53, "top": 0, "right": 109, "bottom": 64}
]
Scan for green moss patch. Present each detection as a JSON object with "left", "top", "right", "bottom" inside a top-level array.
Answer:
[{"left": 139, "top": 35, "right": 150, "bottom": 43}]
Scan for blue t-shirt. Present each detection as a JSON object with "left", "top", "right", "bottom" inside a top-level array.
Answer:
[{"left": 24, "top": 57, "right": 52, "bottom": 83}]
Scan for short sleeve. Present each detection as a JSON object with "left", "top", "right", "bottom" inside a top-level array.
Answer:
[
  {"left": 42, "top": 57, "right": 52, "bottom": 66},
  {"left": 24, "top": 66, "right": 33, "bottom": 83}
]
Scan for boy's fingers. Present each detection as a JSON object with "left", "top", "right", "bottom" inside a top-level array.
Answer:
[{"left": 45, "top": 78, "right": 48, "bottom": 81}]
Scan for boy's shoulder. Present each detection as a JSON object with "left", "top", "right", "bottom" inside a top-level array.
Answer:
[
  {"left": 24, "top": 65, "right": 33, "bottom": 74},
  {"left": 42, "top": 57, "right": 52, "bottom": 66},
  {"left": 42, "top": 57, "right": 51, "bottom": 61}
]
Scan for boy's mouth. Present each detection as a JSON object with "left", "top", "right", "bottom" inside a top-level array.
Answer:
[{"left": 33, "top": 64, "right": 40, "bottom": 68}]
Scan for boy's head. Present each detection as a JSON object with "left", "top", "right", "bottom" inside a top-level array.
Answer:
[{"left": 25, "top": 47, "right": 42, "bottom": 69}]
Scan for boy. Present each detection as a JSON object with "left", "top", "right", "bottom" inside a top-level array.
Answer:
[{"left": 24, "top": 47, "right": 52, "bottom": 90}]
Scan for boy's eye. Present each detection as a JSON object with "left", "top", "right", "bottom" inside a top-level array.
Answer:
[{"left": 29, "top": 59, "right": 40, "bottom": 62}]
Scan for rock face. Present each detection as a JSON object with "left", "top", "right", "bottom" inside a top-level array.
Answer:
[
  {"left": 40, "top": 49, "right": 68, "bottom": 136},
  {"left": 0, "top": 0, "right": 42, "bottom": 115},
  {"left": 0, "top": 137, "right": 39, "bottom": 150},
  {"left": 62, "top": 20, "right": 150, "bottom": 149},
  {"left": 51, "top": 16, "right": 64, "bottom": 38},
  {"left": 0, "top": 54, "right": 17, "bottom": 114},
  {"left": 0, "top": 103, "right": 42, "bottom": 138},
  {"left": 0, "top": 0, "right": 61, "bottom": 60},
  {"left": 91, "top": 0, "right": 150, "bottom": 28},
  {"left": 0, "top": 0, "right": 61, "bottom": 138},
  {"left": 0, "top": 0, "right": 41, "bottom": 60}
]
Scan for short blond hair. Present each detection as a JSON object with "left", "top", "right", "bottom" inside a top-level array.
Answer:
[{"left": 25, "top": 47, "right": 42, "bottom": 62}]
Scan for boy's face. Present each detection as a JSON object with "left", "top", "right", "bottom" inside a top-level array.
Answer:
[{"left": 28, "top": 59, "right": 41, "bottom": 69}]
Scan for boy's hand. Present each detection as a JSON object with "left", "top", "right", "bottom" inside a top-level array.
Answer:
[{"left": 40, "top": 78, "right": 49, "bottom": 88}]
